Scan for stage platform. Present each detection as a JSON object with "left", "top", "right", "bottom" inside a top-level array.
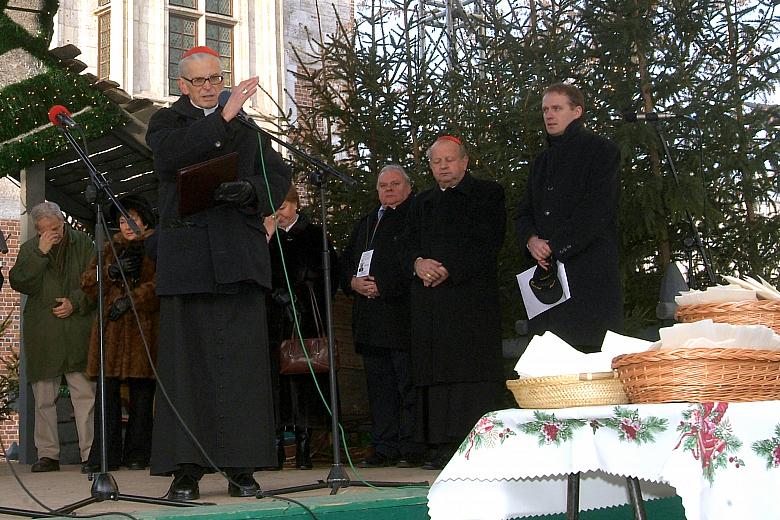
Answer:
[
  {"left": 0, "top": 461, "right": 433, "bottom": 519},
  {"left": 0, "top": 461, "right": 687, "bottom": 519}
]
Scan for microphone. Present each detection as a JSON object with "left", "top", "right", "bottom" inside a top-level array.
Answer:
[
  {"left": 48, "top": 105, "right": 81, "bottom": 129},
  {"left": 217, "top": 91, "right": 262, "bottom": 132},
  {"left": 622, "top": 111, "right": 686, "bottom": 123}
]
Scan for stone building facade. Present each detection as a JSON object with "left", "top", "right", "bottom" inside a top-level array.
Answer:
[{"left": 51, "top": 0, "right": 354, "bottom": 125}]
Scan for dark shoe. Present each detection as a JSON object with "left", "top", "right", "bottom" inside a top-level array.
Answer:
[
  {"left": 358, "top": 453, "right": 397, "bottom": 468},
  {"left": 126, "top": 461, "right": 147, "bottom": 471},
  {"left": 396, "top": 455, "right": 424, "bottom": 468},
  {"left": 31, "top": 457, "right": 59, "bottom": 473},
  {"left": 228, "top": 473, "right": 260, "bottom": 497},
  {"left": 80, "top": 461, "right": 90, "bottom": 474},
  {"left": 421, "top": 455, "right": 448, "bottom": 470},
  {"left": 295, "top": 428, "right": 313, "bottom": 470},
  {"left": 167, "top": 474, "right": 200, "bottom": 501}
]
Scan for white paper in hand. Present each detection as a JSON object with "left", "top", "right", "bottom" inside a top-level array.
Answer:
[{"left": 516, "top": 261, "right": 571, "bottom": 319}]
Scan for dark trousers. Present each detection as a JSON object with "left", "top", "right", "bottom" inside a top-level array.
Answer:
[
  {"left": 89, "top": 377, "right": 155, "bottom": 467},
  {"left": 361, "top": 347, "right": 422, "bottom": 458}
]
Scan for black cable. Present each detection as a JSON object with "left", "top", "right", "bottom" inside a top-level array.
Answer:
[{"left": 0, "top": 435, "right": 139, "bottom": 519}]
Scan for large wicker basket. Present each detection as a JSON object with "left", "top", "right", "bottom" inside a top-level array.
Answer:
[
  {"left": 506, "top": 371, "right": 629, "bottom": 409},
  {"left": 675, "top": 300, "right": 780, "bottom": 334},
  {"left": 612, "top": 348, "right": 780, "bottom": 403}
]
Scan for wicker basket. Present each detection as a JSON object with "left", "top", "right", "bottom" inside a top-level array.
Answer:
[
  {"left": 506, "top": 371, "right": 629, "bottom": 409},
  {"left": 675, "top": 300, "right": 780, "bottom": 334},
  {"left": 612, "top": 348, "right": 780, "bottom": 404}
]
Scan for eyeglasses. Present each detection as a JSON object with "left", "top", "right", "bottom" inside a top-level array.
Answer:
[{"left": 180, "top": 74, "right": 224, "bottom": 87}]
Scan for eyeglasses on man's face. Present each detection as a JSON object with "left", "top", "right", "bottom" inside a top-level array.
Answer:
[{"left": 180, "top": 74, "right": 224, "bottom": 87}]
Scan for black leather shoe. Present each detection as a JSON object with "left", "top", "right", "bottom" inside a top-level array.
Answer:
[
  {"left": 421, "top": 456, "right": 447, "bottom": 470},
  {"left": 396, "top": 455, "right": 424, "bottom": 468},
  {"left": 126, "top": 461, "right": 147, "bottom": 471},
  {"left": 80, "top": 461, "right": 90, "bottom": 474},
  {"left": 167, "top": 475, "right": 200, "bottom": 501},
  {"left": 31, "top": 457, "right": 59, "bottom": 473},
  {"left": 358, "top": 453, "right": 397, "bottom": 468},
  {"left": 228, "top": 474, "right": 260, "bottom": 497}
]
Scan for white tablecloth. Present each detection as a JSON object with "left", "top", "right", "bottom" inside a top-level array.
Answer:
[{"left": 428, "top": 401, "right": 780, "bottom": 519}]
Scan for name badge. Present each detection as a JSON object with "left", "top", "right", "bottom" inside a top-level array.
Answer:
[{"left": 356, "top": 249, "right": 374, "bottom": 277}]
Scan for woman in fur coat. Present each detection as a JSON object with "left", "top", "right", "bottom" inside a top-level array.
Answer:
[{"left": 81, "top": 195, "right": 158, "bottom": 471}]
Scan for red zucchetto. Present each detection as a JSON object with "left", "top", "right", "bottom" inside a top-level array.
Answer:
[
  {"left": 436, "top": 135, "right": 463, "bottom": 146},
  {"left": 181, "top": 46, "right": 219, "bottom": 59}
]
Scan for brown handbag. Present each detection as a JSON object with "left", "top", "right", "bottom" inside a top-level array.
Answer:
[{"left": 279, "top": 285, "right": 339, "bottom": 375}]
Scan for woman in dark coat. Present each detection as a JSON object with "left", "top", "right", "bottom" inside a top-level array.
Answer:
[
  {"left": 264, "top": 186, "right": 338, "bottom": 469},
  {"left": 81, "top": 195, "right": 158, "bottom": 470}
]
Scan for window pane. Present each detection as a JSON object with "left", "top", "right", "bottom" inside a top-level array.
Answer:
[
  {"left": 205, "top": 21, "right": 233, "bottom": 88},
  {"left": 206, "top": 0, "right": 232, "bottom": 15},
  {"left": 169, "top": 13, "right": 197, "bottom": 95},
  {"left": 169, "top": 0, "right": 196, "bottom": 8},
  {"left": 97, "top": 12, "right": 111, "bottom": 80}
]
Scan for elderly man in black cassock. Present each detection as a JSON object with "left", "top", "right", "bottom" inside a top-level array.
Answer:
[
  {"left": 515, "top": 83, "right": 623, "bottom": 353},
  {"left": 145, "top": 46, "right": 291, "bottom": 500},
  {"left": 400, "top": 136, "right": 506, "bottom": 470}
]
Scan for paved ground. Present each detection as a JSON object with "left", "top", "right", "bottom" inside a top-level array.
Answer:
[{"left": 0, "top": 461, "right": 438, "bottom": 518}]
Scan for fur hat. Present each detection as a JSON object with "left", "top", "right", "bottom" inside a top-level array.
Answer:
[{"left": 110, "top": 194, "right": 156, "bottom": 229}]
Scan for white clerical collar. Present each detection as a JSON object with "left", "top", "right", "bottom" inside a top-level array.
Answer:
[
  {"left": 283, "top": 213, "right": 300, "bottom": 232},
  {"left": 190, "top": 99, "right": 217, "bottom": 116}
]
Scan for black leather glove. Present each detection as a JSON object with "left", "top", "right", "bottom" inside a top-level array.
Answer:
[
  {"left": 271, "top": 288, "right": 296, "bottom": 322},
  {"left": 214, "top": 180, "right": 256, "bottom": 207},
  {"left": 107, "top": 296, "right": 131, "bottom": 321},
  {"left": 108, "top": 255, "right": 143, "bottom": 281}
]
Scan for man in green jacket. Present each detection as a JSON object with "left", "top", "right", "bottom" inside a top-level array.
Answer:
[{"left": 10, "top": 201, "right": 96, "bottom": 472}]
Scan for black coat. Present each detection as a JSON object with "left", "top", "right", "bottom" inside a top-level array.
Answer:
[
  {"left": 146, "top": 96, "right": 291, "bottom": 295},
  {"left": 515, "top": 118, "right": 623, "bottom": 348},
  {"left": 145, "top": 95, "right": 291, "bottom": 474},
  {"left": 267, "top": 214, "right": 339, "bottom": 343},
  {"left": 399, "top": 174, "right": 506, "bottom": 385},
  {"left": 341, "top": 196, "right": 414, "bottom": 352},
  {"left": 267, "top": 215, "right": 337, "bottom": 427}
]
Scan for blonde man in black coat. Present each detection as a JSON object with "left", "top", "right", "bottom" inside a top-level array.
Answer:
[{"left": 515, "top": 83, "right": 623, "bottom": 353}]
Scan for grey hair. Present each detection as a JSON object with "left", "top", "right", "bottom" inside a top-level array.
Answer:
[
  {"left": 376, "top": 164, "right": 411, "bottom": 188},
  {"left": 30, "top": 202, "right": 64, "bottom": 224},
  {"left": 425, "top": 140, "right": 468, "bottom": 160},
  {"left": 178, "top": 52, "right": 220, "bottom": 78}
]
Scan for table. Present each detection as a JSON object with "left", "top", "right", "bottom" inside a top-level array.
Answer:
[{"left": 428, "top": 401, "right": 780, "bottom": 520}]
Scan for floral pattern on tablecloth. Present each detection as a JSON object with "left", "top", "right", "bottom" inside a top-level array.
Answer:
[
  {"left": 594, "top": 406, "right": 669, "bottom": 444},
  {"left": 752, "top": 424, "right": 780, "bottom": 469},
  {"left": 675, "top": 402, "right": 744, "bottom": 483},
  {"left": 458, "top": 412, "right": 516, "bottom": 460},
  {"left": 518, "top": 410, "right": 586, "bottom": 446}
]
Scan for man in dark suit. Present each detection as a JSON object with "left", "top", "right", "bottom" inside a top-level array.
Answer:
[
  {"left": 400, "top": 137, "right": 506, "bottom": 470},
  {"left": 145, "top": 46, "right": 291, "bottom": 500},
  {"left": 342, "top": 165, "right": 423, "bottom": 468},
  {"left": 515, "top": 83, "right": 623, "bottom": 352}
]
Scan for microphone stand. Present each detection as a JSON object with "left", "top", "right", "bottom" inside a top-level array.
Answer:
[
  {"left": 232, "top": 114, "right": 427, "bottom": 495},
  {"left": 37, "top": 124, "right": 204, "bottom": 516},
  {"left": 653, "top": 121, "right": 717, "bottom": 289}
]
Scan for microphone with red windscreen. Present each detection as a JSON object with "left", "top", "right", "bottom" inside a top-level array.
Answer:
[{"left": 48, "top": 105, "right": 80, "bottom": 129}]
